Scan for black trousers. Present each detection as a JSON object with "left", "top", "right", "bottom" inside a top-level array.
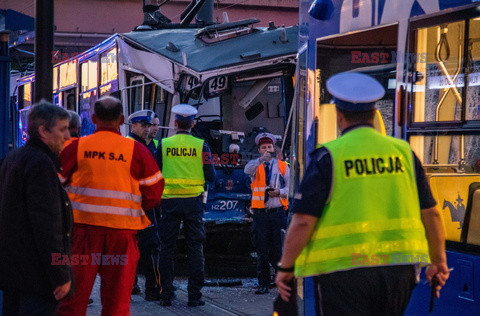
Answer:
[
  {"left": 316, "top": 265, "right": 417, "bottom": 316},
  {"left": 137, "top": 208, "right": 161, "bottom": 295},
  {"left": 2, "top": 288, "right": 58, "bottom": 316},
  {"left": 252, "top": 208, "right": 287, "bottom": 287},
  {"left": 158, "top": 195, "right": 205, "bottom": 301}
]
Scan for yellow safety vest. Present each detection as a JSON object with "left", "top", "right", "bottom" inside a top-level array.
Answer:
[
  {"left": 161, "top": 134, "right": 205, "bottom": 198},
  {"left": 295, "top": 127, "right": 429, "bottom": 277}
]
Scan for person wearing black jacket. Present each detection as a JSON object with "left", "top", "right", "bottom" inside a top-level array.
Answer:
[{"left": 0, "top": 102, "right": 73, "bottom": 315}]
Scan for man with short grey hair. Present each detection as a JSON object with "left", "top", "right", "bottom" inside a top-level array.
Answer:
[{"left": 0, "top": 102, "right": 73, "bottom": 315}]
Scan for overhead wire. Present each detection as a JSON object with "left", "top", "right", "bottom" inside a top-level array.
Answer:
[
  {"left": 168, "top": 0, "right": 252, "bottom": 23},
  {"left": 19, "top": 1, "right": 35, "bottom": 14}
]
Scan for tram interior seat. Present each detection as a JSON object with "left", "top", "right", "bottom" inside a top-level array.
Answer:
[{"left": 462, "top": 182, "right": 480, "bottom": 246}]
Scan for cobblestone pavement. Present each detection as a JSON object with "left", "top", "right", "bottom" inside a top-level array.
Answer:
[{"left": 87, "top": 276, "right": 278, "bottom": 316}]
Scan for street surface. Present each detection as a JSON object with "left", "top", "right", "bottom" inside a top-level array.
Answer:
[{"left": 87, "top": 275, "right": 278, "bottom": 316}]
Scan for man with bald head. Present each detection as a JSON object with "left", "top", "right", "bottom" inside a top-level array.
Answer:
[{"left": 58, "top": 96, "right": 165, "bottom": 315}]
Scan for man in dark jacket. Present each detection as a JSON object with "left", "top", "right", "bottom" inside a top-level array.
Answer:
[{"left": 0, "top": 102, "right": 73, "bottom": 315}]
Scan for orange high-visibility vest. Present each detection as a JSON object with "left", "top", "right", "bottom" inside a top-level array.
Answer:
[
  {"left": 65, "top": 131, "right": 153, "bottom": 230},
  {"left": 251, "top": 160, "right": 288, "bottom": 210}
]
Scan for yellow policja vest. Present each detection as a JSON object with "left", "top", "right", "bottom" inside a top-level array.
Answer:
[
  {"left": 161, "top": 133, "right": 205, "bottom": 198},
  {"left": 295, "top": 127, "right": 429, "bottom": 277}
]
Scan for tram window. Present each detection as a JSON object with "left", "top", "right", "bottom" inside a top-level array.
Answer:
[
  {"left": 316, "top": 25, "right": 397, "bottom": 137},
  {"left": 53, "top": 67, "right": 59, "bottom": 92},
  {"left": 129, "top": 79, "right": 143, "bottom": 113},
  {"left": 154, "top": 85, "right": 165, "bottom": 111},
  {"left": 466, "top": 18, "right": 480, "bottom": 121},
  {"left": 411, "top": 17, "right": 480, "bottom": 123},
  {"left": 144, "top": 84, "right": 153, "bottom": 109},
  {"left": 66, "top": 92, "right": 76, "bottom": 111},
  {"left": 100, "top": 48, "right": 118, "bottom": 85},
  {"left": 195, "top": 97, "right": 221, "bottom": 122},
  {"left": 81, "top": 63, "right": 88, "bottom": 91},
  {"left": 21, "top": 83, "right": 32, "bottom": 109},
  {"left": 410, "top": 135, "right": 480, "bottom": 173},
  {"left": 412, "top": 21, "right": 465, "bottom": 123},
  {"left": 80, "top": 60, "right": 98, "bottom": 92},
  {"left": 60, "top": 60, "right": 77, "bottom": 89},
  {"left": 153, "top": 86, "right": 168, "bottom": 134}
]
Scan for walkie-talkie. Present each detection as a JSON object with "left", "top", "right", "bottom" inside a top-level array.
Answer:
[{"left": 429, "top": 275, "right": 438, "bottom": 313}]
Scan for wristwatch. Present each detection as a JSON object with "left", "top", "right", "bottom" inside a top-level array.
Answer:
[{"left": 277, "top": 262, "right": 294, "bottom": 272}]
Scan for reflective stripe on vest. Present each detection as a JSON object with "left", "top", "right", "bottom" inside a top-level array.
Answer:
[
  {"left": 161, "top": 134, "right": 205, "bottom": 198},
  {"left": 295, "top": 128, "right": 429, "bottom": 277},
  {"left": 68, "top": 131, "right": 153, "bottom": 230},
  {"left": 250, "top": 160, "right": 288, "bottom": 209}
]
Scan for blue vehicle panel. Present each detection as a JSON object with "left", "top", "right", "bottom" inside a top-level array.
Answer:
[
  {"left": 405, "top": 250, "right": 480, "bottom": 315},
  {"left": 205, "top": 168, "right": 251, "bottom": 223}
]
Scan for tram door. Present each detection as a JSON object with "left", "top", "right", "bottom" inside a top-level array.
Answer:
[{"left": 404, "top": 9, "right": 480, "bottom": 315}]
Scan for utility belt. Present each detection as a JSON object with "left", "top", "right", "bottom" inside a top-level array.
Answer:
[{"left": 252, "top": 207, "right": 283, "bottom": 213}]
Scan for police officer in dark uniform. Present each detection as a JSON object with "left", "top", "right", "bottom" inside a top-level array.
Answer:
[
  {"left": 155, "top": 104, "right": 215, "bottom": 307},
  {"left": 276, "top": 72, "right": 450, "bottom": 315},
  {"left": 127, "top": 109, "right": 162, "bottom": 299},
  {"left": 146, "top": 115, "right": 161, "bottom": 156}
]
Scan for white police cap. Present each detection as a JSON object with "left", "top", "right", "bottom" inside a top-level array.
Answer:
[
  {"left": 128, "top": 110, "right": 155, "bottom": 124},
  {"left": 326, "top": 72, "right": 385, "bottom": 112},
  {"left": 255, "top": 132, "right": 276, "bottom": 146},
  {"left": 172, "top": 104, "right": 198, "bottom": 120}
]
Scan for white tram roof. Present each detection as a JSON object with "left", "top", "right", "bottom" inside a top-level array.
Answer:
[{"left": 118, "top": 19, "right": 298, "bottom": 73}]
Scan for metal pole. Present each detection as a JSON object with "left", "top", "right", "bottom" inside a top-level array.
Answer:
[
  {"left": 0, "top": 32, "right": 11, "bottom": 158},
  {"left": 34, "top": 0, "right": 54, "bottom": 102}
]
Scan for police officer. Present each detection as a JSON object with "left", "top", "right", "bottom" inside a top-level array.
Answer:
[
  {"left": 146, "top": 115, "right": 161, "bottom": 156},
  {"left": 127, "top": 110, "right": 162, "bottom": 298},
  {"left": 275, "top": 72, "right": 449, "bottom": 315},
  {"left": 155, "top": 104, "right": 215, "bottom": 307},
  {"left": 244, "top": 132, "right": 289, "bottom": 294},
  {"left": 127, "top": 110, "right": 155, "bottom": 155}
]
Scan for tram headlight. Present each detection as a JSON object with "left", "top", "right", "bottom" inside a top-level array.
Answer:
[{"left": 308, "top": 0, "right": 334, "bottom": 21}]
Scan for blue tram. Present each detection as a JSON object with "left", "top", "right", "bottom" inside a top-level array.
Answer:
[
  {"left": 12, "top": 1, "right": 298, "bottom": 263},
  {"left": 295, "top": 0, "right": 480, "bottom": 314}
]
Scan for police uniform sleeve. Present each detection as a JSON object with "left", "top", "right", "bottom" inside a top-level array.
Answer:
[
  {"left": 202, "top": 142, "right": 215, "bottom": 182},
  {"left": 413, "top": 151, "right": 436, "bottom": 209},
  {"left": 291, "top": 147, "right": 332, "bottom": 217},
  {"left": 132, "top": 141, "right": 164, "bottom": 210}
]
